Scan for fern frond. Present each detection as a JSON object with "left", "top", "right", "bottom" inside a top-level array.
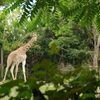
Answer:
[
  {"left": 74, "top": 6, "right": 87, "bottom": 23},
  {"left": 76, "top": 0, "right": 91, "bottom": 3},
  {"left": 30, "top": 0, "right": 48, "bottom": 20},
  {"left": 3, "top": 0, "right": 99, "bottom": 28},
  {"left": 3, "top": 0, "right": 24, "bottom": 14},
  {"left": 58, "top": 0, "right": 99, "bottom": 28},
  {"left": 53, "top": 13, "right": 59, "bottom": 31},
  {"left": 3, "top": 0, "right": 60, "bottom": 24},
  {"left": 95, "top": 13, "right": 100, "bottom": 33},
  {"left": 58, "top": 3, "right": 83, "bottom": 18},
  {"left": 32, "top": 9, "right": 43, "bottom": 27},
  {"left": 5, "top": 0, "right": 15, "bottom": 3},
  {"left": 79, "top": 2, "right": 99, "bottom": 27},
  {"left": 27, "top": 9, "right": 43, "bottom": 30}
]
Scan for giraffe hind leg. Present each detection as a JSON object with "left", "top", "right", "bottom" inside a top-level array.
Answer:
[
  {"left": 15, "top": 63, "right": 19, "bottom": 80},
  {"left": 10, "top": 63, "right": 16, "bottom": 80},
  {"left": 22, "top": 60, "right": 26, "bottom": 82}
]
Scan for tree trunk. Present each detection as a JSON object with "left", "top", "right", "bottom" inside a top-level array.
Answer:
[
  {"left": 1, "top": 25, "right": 6, "bottom": 79},
  {"left": 0, "top": 25, "right": 5, "bottom": 79},
  {"left": 92, "top": 21, "right": 100, "bottom": 71},
  {"left": 1, "top": 44, "right": 3, "bottom": 79}
]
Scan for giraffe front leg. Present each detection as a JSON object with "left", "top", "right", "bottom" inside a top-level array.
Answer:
[
  {"left": 10, "top": 63, "right": 15, "bottom": 80},
  {"left": 22, "top": 60, "right": 26, "bottom": 82},
  {"left": 2, "top": 62, "right": 11, "bottom": 83},
  {"left": 15, "top": 64, "right": 19, "bottom": 80},
  {"left": 2, "top": 67, "right": 9, "bottom": 83}
]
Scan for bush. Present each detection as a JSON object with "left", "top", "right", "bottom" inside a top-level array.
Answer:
[
  {"left": 57, "top": 63, "right": 75, "bottom": 73},
  {"left": 0, "top": 59, "right": 100, "bottom": 100}
]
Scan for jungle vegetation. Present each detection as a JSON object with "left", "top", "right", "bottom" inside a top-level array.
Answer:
[{"left": 0, "top": 0, "right": 100, "bottom": 100}]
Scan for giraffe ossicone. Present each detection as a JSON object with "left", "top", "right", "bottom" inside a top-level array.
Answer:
[{"left": 2, "top": 33, "right": 37, "bottom": 83}]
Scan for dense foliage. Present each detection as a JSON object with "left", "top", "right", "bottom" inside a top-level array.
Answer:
[
  {"left": 0, "top": 0, "right": 100, "bottom": 100},
  {"left": 0, "top": 58, "right": 100, "bottom": 99}
]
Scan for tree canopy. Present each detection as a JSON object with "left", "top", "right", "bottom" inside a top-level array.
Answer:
[{"left": 3, "top": 0, "right": 100, "bottom": 31}]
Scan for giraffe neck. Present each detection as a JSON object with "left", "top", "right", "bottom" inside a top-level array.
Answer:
[{"left": 19, "top": 37, "right": 35, "bottom": 53}]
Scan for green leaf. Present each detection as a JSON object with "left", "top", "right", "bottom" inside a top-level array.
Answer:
[
  {"left": 32, "top": 59, "right": 53, "bottom": 71},
  {"left": 17, "top": 90, "right": 31, "bottom": 99},
  {"left": 32, "top": 63, "right": 40, "bottom": 70},
  {"left": 72, "top": 65, "right": 83, "bottom": 75},
  {"left": 66, "top": 87, "right": 83, "bottom": 99},
  {"left": 48, "top": 43, "right": 60, "bottom": 55},
  {"left": 1, "top": 80, "right": 23, "bottom": 88},
  {"left": 33, "top": 70, "right": 47, "bottom": 76},
  {"left": 0, "top": 87, "right": 10, "bottom": 94},
  {"left": 17, "top": 87, "right": 29, "bottom": 92},
  {"left": 25, "top": 78, "right": 39, "bottom": 89},
  {"left": 40, "top": 59, "right": 53, "bottom": 70},
  {"left": 80, "top": 93, "right": 95, "bottom": 99},
  {"left": 48, "top": 64, "right": 57, "bottom": 74},
  {"left": 47, "top": 89, "right": 66, "bottom": 100}
]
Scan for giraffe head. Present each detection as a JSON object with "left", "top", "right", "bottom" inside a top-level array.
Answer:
[{"left": 33, "top": 33, "right": 37, "bottom": 41}]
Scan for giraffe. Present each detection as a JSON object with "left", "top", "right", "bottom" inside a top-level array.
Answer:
[{"left": 2, "top": 33, "right": 37, "bottom": 83}]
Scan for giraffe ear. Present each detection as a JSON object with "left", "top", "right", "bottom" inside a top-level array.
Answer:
[
  {"left": 30, "top": 33, "right": 36, "bottom": 37},
  {"left": 30, "top": 34, "right": 33, "bottom": 37}
]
